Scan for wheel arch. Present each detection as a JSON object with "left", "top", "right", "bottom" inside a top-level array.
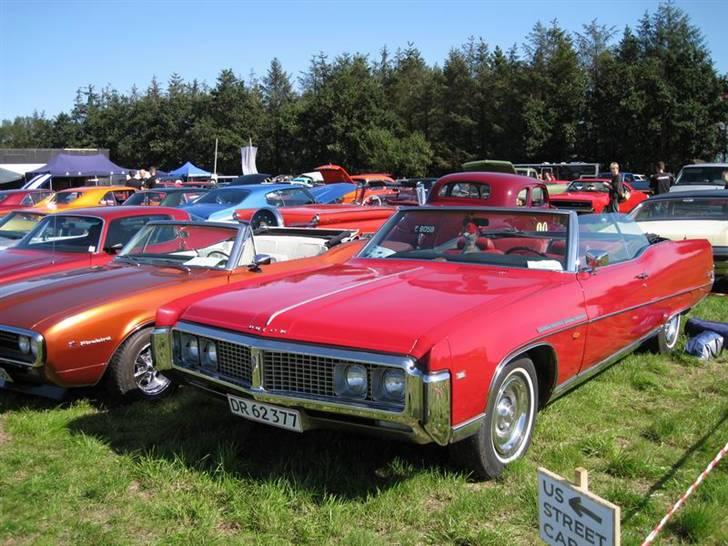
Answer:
[
  {"left": 489, "top": 343, "right": 558, "bottom": 410},
  {"left": 252, "top": 206, "right": 283, "bottom": 226},
  {"left": 97, "top": 320, "right": 156, "bottom": 382}
]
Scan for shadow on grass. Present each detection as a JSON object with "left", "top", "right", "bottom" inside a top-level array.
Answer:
[
  {"left": 623, "top": 409, "right": 728, "bottom": 524},
  {"left": 63, "top": 387, "right": 452, "bottom": 501}
]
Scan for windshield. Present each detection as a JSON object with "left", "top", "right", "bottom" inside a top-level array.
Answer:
[
  {"left": 566, "top": 181, "right": 610, "bottom": 193},
  {"left": 194, "top": 188, "right": 250, "bottom": 206},
  {"left": 633, "top": 197, "right": 728, "bottom": 220},
  {"left": 359, "top": 209, "right": 570, "bottom": 270},
  {"left": 53, "top": 191, "right": 83, "bottom": 205},
  {"left": 676, "top": 166, "right": 727, "bottom": 186},
  {"left": 123, "top": 192, "right": 164, "bottom": 206},
  {"left": 162, "top": 191, "right": 204, "bottom": 206},
  {"left": 18, "top": 215, "right": 103, "bottom": 252},
  {"left": 120, "top": 223, "right": 241, "bottom": 269},
  {"left": 0, "top": 211, "right": 45, "bottom": 240}
]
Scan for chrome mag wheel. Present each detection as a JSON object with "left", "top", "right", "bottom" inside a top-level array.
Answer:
[
  {"left": 133, "top": 344, "right": 171, "bottom": 396},
  {"left": 664, "top": 314, "right": 680, "bottom": 349}
]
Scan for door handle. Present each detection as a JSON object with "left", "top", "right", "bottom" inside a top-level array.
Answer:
[{"left": 636, "top": 272, "right": 649, "bottom": 280}]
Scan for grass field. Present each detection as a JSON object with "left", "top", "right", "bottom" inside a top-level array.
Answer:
[{"left": 1, "top": 296, "right": 727, "bottom": 545}]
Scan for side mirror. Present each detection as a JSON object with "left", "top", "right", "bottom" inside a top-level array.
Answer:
[
  {"left": 585, "top": 250, "right": 609, "bottom": 271},
  {"left": 104, "top": 243, "right": 123, "bottom": 255},
  {"left": 416, "top": 183, "right": 428, "bottom": 206},
  {"left": 248, "top": 253, "right": 272, "bottom": 272}
]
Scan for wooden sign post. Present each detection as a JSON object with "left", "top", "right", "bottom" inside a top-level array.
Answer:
[{"left": 538, "top": 467, "right": 620, "bottom": 546}]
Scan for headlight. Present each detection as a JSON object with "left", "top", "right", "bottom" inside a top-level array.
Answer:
[
  {"left": 373, "top": 368, "right": 406, "bottom": 402},
  {"left": 180, "top": 333, "right": 199, "bottom": 365},
  {"left": 18, "top": 336, "right": 31, "bottom": 354},
  {"left": 201, "top": 339, "right": 217, "bottom": 368},
  {"left": 335, "top": 364, "right": 368, "bottom": 398}
]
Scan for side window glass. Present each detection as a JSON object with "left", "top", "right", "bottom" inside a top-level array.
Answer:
[
  {"left": 100, "top": 192, "right": 116, "bottom": 206},
  {"left": 266, "top": 190, "right": 284, "bottom": 206},
  {"left": 578, "top": 214, "right": 650, "bottom": 266},
  {"left": 516, "top": 188, "right": 528, "bottom": 207},
  {"left": 20, "top": 195, "right": 33, "bottom": 206},
  {"left": 531, "top": 187, "right": 545, "bottom": 206},
  {"left": 106, "top": 215, "right": 170, "bottom": 249}
]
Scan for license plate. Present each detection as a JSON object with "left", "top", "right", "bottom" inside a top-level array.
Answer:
[
  {"left": 227, "top": 395, "right": 302, "bottom": 432},
  {"left": 0, "top": 367, "right": 13, "bottom": 383}
]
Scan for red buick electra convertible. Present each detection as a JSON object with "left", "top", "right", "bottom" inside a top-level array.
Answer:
[{"left": 152, "top": 208, "right": 713, "bottom": 478}]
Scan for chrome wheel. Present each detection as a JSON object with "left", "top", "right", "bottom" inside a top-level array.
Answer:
[
  {"left": 664, "top": 314, "right": 680, "bottom": 349},
  {"left": 133, "top": 344, "right": 170, "bottom": 396},
  {"left": 491, "top": 369, "right": 534, "bottom": 463}
]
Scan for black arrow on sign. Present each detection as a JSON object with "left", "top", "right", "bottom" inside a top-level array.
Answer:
[{"left": 569, "top": 496, "right": 602, "bottom": 524}]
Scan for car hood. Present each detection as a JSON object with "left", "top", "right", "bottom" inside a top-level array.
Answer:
[
  {"left": 0, "top": 262, "right": 225, "bottom": 331},
  {"left": 0, "top": 249, "right": 88, "bottom": 283},
  {"left": 550, "top": 191, "right": 608, "bottom": 202},
  {"left": 179, "top": 259, "right": 552, "bottom": 357},
  {"left": 309, "top": 183, "right": 357, "bottom": 204},
  {"left": 637, "top": 220, "right": 727, "bottom": 246}
]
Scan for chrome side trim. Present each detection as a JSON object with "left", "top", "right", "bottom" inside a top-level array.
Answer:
[
  {"left": 0, "top": 324, "right": 45, "bottom": 368},
  {"left": 151, "top": 327, "right": 172, "bottom": 371},
  {"left": 488, "top": 342, "right": 559, "bottom": 404},
  {"left": 451, "top": 413, "right": 486, "bottom": 443}
]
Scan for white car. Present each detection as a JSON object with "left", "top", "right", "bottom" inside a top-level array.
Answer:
[
  {"left": 670, "top": 163, "right": 728, "bottom": 192},
  {"left": 630, "top": 190, "right": 728, "bottom": 278}
]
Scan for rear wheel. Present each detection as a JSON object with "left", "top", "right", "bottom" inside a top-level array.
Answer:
[
  {"left": 252, "top": 210, "right": 278, "bottom": 229},
  {"left": 651, "top": 313, "right": 681, "bottom": 354},
  {"left": 106, "top": 327, "right": 174, "bottom": 400},
  {"left": 450, "top": 357, "right": 538, "bottom": 479}
]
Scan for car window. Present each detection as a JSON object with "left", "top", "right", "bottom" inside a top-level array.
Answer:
[
  {"left": 438, "top": 182, "right": 491, "bottom": 199},
  {"left": 195, "top": 188, "right": 250, "bottom": 205},
  {"left": 100, "top": 192, "right": 117, "bottom": 206},
  {"left": 266, "top": 188, "right": 315, "bottom": 207},
  {"left": 633, "top": 197, "right": 728, "bottom": 220},
  {"left": 20, "top": 215, "right": 103, "bottom": 252},
  {"left": 54, "top": 191, "right": 82, "bottom": 205},
  {"left": 578, "top": 214, "right": 650, "bottom": 267},
  {"left": 676, "top": 167, "right": 727, "bottom": 186},
  {"left": 0, "top": 212, "right": 45, "bottom": 239},
  {"left": 531, "top": 187, "right": 545, "bottom": 206},
  {"left": 105, "top": 215, "right": 171, "bottom": 249},
  {"left": 20, "top": 194, "right": 34, "bottom": 206},
  {"left": 168, "top": 192, "right": 204, "bottom": 206},
  {"left": 516, "top": 188, "right": 528, "bottom": 206}
]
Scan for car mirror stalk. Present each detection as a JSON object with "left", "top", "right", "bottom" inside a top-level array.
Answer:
[
  {"left": 584, "top": 250, "right": 609, "bottom": 273},
  {"left": 248, "top": 253, "right": 272, "bottom": 272}
]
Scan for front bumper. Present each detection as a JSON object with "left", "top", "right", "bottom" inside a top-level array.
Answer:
[{"left": 152, "top": 325, "right": 455, "bottom": 446}]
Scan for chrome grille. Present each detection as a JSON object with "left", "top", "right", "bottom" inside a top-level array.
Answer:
[
  {"left": 216, "top": 340, "right": 253, "bottom": 385},
  {"left": 0, "top": 330, "right": 19, "bottom": 351},
  {"left": 552, "top": 200, "right": 594, "bottom": 212}
]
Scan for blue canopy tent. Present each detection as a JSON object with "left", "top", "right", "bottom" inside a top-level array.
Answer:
[{"left": 167, "top": 161, "right": 211, "bottom": 178}]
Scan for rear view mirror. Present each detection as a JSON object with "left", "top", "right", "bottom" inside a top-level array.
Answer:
[
  {"left": 248, "top": 253, "right": 272, "bottom": 272},
  {"left": 585, "top": 250, "right": 609, "bottom": 271},
  {"left": 104, "top": 243, "right": 124, "bottom": 255}
]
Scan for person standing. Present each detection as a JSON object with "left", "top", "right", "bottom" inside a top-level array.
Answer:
[
  {"left": 143, "top": 166, "right": 158, "bottom": 189},
  {"left": 607, "top": 162, "right": 623, "bottom": 213},
  {"left": 649, "top": 161, "right": 674, "bottom": 195}
]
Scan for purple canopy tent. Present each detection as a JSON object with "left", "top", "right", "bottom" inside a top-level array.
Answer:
[{"left": 28, "top": 153, "right": 129, "bottom": 177}]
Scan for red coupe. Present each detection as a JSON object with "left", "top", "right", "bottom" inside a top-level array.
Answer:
[
  {"left": 550, "top": 178, "right": 647, "bottom": 213},
  {"left": 152, "top": 207, "right": 713, "bottom": 478},
  {"left": 0, "top": 189, "right": 54, "bottom": 217},
  {"left": 0, "top": 206, "right": 189, "bottom": 285}
]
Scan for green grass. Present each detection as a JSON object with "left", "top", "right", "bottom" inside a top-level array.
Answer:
[{"left": 1, "top": 296, "right": 727, "bottom": 545}]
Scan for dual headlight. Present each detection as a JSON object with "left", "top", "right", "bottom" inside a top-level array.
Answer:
[
  {"left": 179, "top": 333, "right": 217, "bottom": 368},
  {"left": 17, "top": 335, "right": 40, "bottom": 358},
  {"left": 334, "top": 364, "right": 406, "bottom": 403}
]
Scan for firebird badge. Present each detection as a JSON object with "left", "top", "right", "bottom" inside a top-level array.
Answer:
[{"left": 75, "top": 336, "right": 112, "bottom": 347}]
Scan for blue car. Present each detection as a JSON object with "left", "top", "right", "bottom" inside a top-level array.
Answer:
[{"left": 181, "top": 183, "right": 356, "bottom": 222}]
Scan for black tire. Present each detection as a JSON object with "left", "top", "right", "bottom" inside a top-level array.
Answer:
[
  {"left": 649, "top": 313, "right": 681, "bottom": 354},
  {"left": 105, "top": 327, "right": 175, "bottom": 401},
  {"left": 450, "top": 357, "right": 538, "bottom": 479},
  {"left": 252, "top": 210, "right": 278, "bottom": 229}
]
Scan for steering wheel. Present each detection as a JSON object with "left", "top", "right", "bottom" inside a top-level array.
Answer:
[
  {"left": 364, "top": 195, "right": 382, "bottom": 206},
  {"left": 505, "top": 246, "right": 549, "bottom": 258},
  {"left": 206, "top": 250, "right": 230, "bottom": 262}
]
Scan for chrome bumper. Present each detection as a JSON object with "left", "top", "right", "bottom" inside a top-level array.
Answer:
[{"left": 152, "top": 326, "right": 455, "bottom": 446}]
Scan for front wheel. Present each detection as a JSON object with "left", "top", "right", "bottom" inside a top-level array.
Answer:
[
  {"left": 450, "top": 357, "right": 538, "bottom": 479},
  {"left": 252, "top": 211, "right": 278, "bottom": 229},
  {"left": 106, "top": 327, "right": 174, "bottom": 400}
]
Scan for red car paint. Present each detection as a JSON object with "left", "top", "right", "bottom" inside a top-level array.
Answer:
[
  {"left": 0, "top": 206, "right": 189, "bottom": 285},
  {"left": 0, "top": 190, "right": 54, "bottom": 216},
  {"left": 156, "top": 208, "right": 712, "bottom": 442},
  {"left": 550, "top": 179, "right": 647, "bottom": 213}
]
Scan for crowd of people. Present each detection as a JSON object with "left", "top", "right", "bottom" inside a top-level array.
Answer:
[{"left": 125, "top": 166, "right": 159, "bottom": 190}]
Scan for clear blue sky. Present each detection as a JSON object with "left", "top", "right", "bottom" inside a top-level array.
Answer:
[{"left": 1, "top": 0, "right": 726, "bottom": 119}]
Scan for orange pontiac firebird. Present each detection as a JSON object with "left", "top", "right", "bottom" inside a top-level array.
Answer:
[
  {"left": 0, "top": 220, "right": 361, "bottom": 400},
  {"left": 32, "top": 185, "right": 137, "bottom": 212}
]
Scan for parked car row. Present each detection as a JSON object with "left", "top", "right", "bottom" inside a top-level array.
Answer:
[{"left": 0, "top": 168, "right": 722, "bottom": 479}]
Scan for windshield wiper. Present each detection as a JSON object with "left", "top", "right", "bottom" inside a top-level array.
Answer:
[
  {"left": 153, "top": 258, "right": 191, "bottom": 273},
  {"left": 115, "top": 255, "right": 142, "bottom": 266}
]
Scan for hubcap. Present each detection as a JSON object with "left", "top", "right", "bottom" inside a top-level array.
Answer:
[
  {"left": 664, "top": 314, "right": 680, "bottom": 348},
  {"left": 492, "top": 371, "right": 532, "bottom": 461},
  {"left": 133, "top": 344, "right": 171, "bottom": 396}
]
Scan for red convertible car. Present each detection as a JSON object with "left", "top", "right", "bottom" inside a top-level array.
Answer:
[
  {"left": 234, "top": 172, "right": 551, "bottom": 234},
  {"left": 0, "top": 206, "right": 189, "bottom": 285},
  {"left": 550, "top": 178, "right": 647, "bottom": 213},
  {"left": 152, "top": 207, "right": 713, "bottom": 478}
]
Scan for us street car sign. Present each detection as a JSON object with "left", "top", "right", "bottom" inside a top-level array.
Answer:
[{"left": 538, "top": 467, "right": 620, "bottom": 546}]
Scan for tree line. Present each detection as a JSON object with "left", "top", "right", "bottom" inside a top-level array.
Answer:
[{"left": 1, "top": 3, "right": 726, "bottom": 177}]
